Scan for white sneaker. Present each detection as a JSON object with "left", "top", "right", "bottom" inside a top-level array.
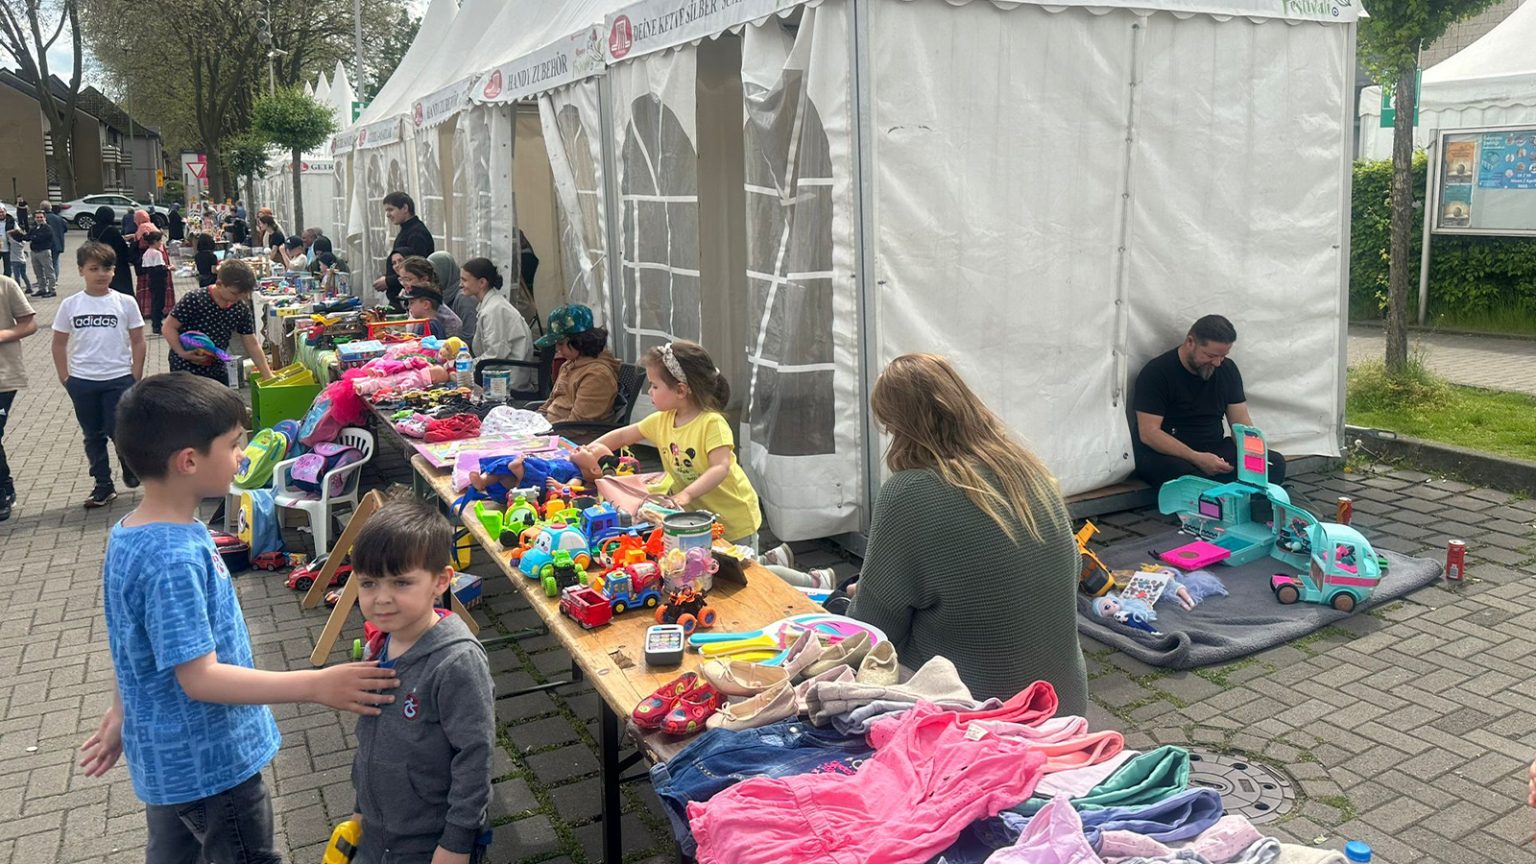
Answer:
[
  {"left": 806, "top": 567, "right": 837, "bottom": 591},
  {"left": 760, "top": 542, "right": 795, "bottom": 568}
]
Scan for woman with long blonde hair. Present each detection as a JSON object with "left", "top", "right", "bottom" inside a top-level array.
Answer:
[{"left": 846, "top": 353, "right": 1088, "bottom": 710}]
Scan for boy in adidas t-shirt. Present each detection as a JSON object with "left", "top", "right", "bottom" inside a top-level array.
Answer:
[{"left": 52, "top": 240, "right": 147, "bottom": 508}]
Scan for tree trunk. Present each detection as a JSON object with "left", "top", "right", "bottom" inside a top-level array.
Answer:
[
  {"left": 1384, "top": 62, "right": 1416, "bottom": 376},
  {"left": 246, "top": 175, "right": 257, "bottom": 216},
  {"left": 291, "top": 147, "right": 305, "bottom": 231}
]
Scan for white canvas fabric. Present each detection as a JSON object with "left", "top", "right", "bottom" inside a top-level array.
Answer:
[
  {"left": 540, "top": 79, "right": 610, "bottom": 323},
  {"left": 415, "top": 127, "right": 448, "bottom": 250},
  {"left": 739, "top": 0, "right": 863, "bottom": 539}
]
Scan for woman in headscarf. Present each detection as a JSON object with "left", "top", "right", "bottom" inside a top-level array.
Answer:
[
  {"left": 132, "top": 210, "right": 174, "bottom": 324},
  {"left": 88, "top": 205, "right": 135, "bottom": 296},
  {"left": 429, "top": 250, "right": 477, "bottom": 345}
]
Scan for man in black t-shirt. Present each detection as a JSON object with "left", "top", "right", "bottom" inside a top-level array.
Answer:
[
  {"left": 372, "top": 191, "right": 434, "bottom": 311},
  {"left": 1131, "top": 314, "right": 1286, "bottom": 488}
]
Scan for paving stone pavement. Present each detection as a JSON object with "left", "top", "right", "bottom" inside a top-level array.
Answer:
[
  {"left": 1348, "top": 324, "right": 1536, "bottom": 396},
  {"left": 2, "top": 239, "right": 1535, "bottom": 862}
]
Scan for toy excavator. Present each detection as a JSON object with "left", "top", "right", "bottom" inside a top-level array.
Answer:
[{"left": 1076, "top": 521, "right": 1118, "bottom": 597}]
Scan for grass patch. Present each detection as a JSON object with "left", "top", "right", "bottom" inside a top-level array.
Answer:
[
  {"left": 1195, "top": 657, "right": 1261, "bottom": 689},
  {"left": 1348, "top": 361, "right": 1536, "bottom": 462}
]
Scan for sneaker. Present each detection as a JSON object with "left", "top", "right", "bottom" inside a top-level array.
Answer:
[
  {"left": 759, "top": 542, "right": 795, "bottom": 568},
  {"left": 806, "top": 567, "right": 838, "bottom": 591},
  {"left": 83, "top": 487, "right": 118, "bottom": 509},
  {"left": 0, "top": 487, "right": 12, "bottom": 522},
  {"left": 123, "top": 467, "right": 140, "bottom": 489}
]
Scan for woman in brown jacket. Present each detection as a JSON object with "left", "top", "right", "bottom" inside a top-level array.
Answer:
[{"left": 535, "top": 303, "right": 619, "bottom": 423}]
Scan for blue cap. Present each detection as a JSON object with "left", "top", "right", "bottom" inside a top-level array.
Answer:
[{"left": 1344, "top": 841, "right": 1371, "bottom": 862}]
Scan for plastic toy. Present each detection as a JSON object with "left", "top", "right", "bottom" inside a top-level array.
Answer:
[
  {"left": 540, "top": 550, "right": 590, "bottom": 597},
  {"left": 645, "top": 624, "right": 687, "bottom": 666},
  {"left": 655, "top": 587, "right": 718, "bottom": 634},
  {"left": 505, "top": 493, "right": 541, "bottom": 530},
  {"left": 1092, "top": 594, "right": 1160, "bottom": 635},
  {"left": 517, "top": 521, "right": 592, "bottom": 578},
  {"left": 598, "top": 533, "right": 649, "bottom": 571},
  {"left": 560, "top": 586, "right": 614, "bottom": 629},
  {"left": 250, "top": 551, "right": 291, "bottom": 571},
  {"left": 598, "top": 562, "right": 663, "bottom": 615},
  {"left": 287, "top": 555, "right": 352, "bottom": 591},
  {"left": 1159, "top": 539, "right": 1231, "bottom": 571},
  {"left": 581, "top": 502, "right": 622, "bottom": 544},
  {"left": 1158, "top": 424, "right": 1383, "bottom": 611},
  {"left": 1075, "top": 521, "right": 1117, "bottom": 597},
  {"left": 661, "top": 546, "right": 719, "bottom": 593},
  {"left": 323, "top": 819, "right": 361, "bottom": 863}
]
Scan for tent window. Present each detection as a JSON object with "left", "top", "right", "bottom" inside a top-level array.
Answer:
[
  {"left": 744, "top": 71, "right": 835, "bottom": 456},
  {"left": 622, "top": 94, "right": 701, "bottom": 354},
  {"left": 556, "top": 104, "right": 606, "bottom": 304}
]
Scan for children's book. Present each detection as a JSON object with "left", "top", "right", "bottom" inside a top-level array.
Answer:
[{"left": 1120, "top": 571, "right": 1171, "bottom": 607}]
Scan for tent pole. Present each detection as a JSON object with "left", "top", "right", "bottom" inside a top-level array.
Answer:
[
  {"left": 1416, "top": 137, "right": 1436, "bottom": 327},
  {"left": 849, "top": 0, "right": 880, "bottom": 537},
  {"left": 598, "top": 74, "right": 628, "bottom": 360},
  {"left": 1337, "top": 23, "right": 1360, "bottom": 451}
]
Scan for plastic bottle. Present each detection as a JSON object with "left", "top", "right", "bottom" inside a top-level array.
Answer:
[
  {"left": 1343, "top": 841, "right": 1371, "bottom": 862},
  {"left": 455, "top": 347, "right": 473, "bottom": 389}
]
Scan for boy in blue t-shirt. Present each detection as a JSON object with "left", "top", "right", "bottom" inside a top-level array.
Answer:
[{"left": 78, "top": 373, "right": 400, "bottom": 863}]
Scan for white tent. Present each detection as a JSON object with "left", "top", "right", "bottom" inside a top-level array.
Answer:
[
  {"left": 587, "top": 0, "right": 1357, "bottom": 539},
  {"left": 1358, "top": 0, "right": 1536, "bottom": 159},
  {"left": 331, "top": 0, "right": 1356, "bottom": 541}
]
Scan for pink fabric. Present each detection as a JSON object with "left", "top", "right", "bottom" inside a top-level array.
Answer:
[
  {"left": 1098, "top": 815, "right": 1263, "bottom": 863},
  {"left": 866, "top": 679, "right": 1059, "bottom": 749},
  {"left": 349, "top": 366, "right": 435, "bottom": 396},
  {"left": 1036, "top": 748, "right": 1139, "bottom": 798},
  {"left": 983, "top": 796, "right": 1103, "bottom": 864},
  {"left": 688, "top": 693, "right": 1051, "bottom": 864}
]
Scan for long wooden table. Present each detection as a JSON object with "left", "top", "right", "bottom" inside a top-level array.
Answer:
[{"left": 411, "top": 455, "right": 821, "bottom": 862}]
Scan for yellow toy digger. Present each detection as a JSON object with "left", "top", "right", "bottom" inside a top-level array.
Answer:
[{"left": 1076, "top": 521, "right": 1118, "bottom": 598}]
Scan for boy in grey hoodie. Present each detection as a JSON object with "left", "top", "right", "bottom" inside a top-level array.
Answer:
[{"left": 349, "top": 494, "right": 495, "bottom": 863}]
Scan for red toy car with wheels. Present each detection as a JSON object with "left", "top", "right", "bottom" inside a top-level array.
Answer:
[
  {"left": 287, "top": 554, "right": 352, "bottom": 591},
  {"left": 560, "top": 586, "right": 614, "bottom": 630},
  {"left": 251, "top": 551, "right": 291, "bottom": 572}
]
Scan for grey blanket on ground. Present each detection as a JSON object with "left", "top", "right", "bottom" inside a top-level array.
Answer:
[{"left": 1075, "top": 529, "right": 1443, "bottom": 670}]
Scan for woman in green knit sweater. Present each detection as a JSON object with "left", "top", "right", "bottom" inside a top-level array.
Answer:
[{"left": 846, "top": 353, "right": 1089, "bottom": 714}]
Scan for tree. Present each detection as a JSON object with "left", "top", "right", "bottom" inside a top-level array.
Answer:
[
  {"left": 1359, "top": 0, "right": 1497, "bottom": 375},
  {"left": 252, "top": 88, "right": 336, "bottom": 230},
  {"left": 223, "top": 133, "right": 270, "bottom": 219},
  {"left": 362, "top": 9, "right": 419, "bottom": 102},
  {"left": 0, "top": 0, "right": 83, "bottom": 197}
]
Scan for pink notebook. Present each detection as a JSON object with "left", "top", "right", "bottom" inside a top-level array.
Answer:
[{"left": 1160, "top": 540, "right": 1231, "bottom": 570}]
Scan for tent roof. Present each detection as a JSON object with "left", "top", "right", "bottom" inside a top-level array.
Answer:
[
  {"left": 1421, "top": 0, "right": 1536, "bottom": 110},
  {"left": 330, "top": 61, "right": 355, "bottom": 124},
  {"left": 356, "top": 0, "right": 458, "bottom": 125}
]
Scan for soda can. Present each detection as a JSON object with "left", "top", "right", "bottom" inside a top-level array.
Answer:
[
  {"left": 1445, "top": 540, "right": 1466, "bottom": 581},
  {"left": 1335, "top": 496, "right": 1354, "bottom": 525}
]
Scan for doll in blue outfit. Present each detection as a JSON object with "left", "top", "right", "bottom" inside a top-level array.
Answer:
[{"left": 464, "top": 451, "right": 602, "bottom": 504}]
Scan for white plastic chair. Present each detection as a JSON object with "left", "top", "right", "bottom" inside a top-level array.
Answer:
[{"left": 271, "top": 427, "right": 375, "bottom": 557}]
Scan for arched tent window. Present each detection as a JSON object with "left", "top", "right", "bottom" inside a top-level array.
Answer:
[
  {"left": 743, "top": 72, "right": 835, "bottom": 456},
  {"left": 365, "top": 151, "right": 388, "bottom": 275},
  {"left": 450, "top": 110, "right": 493, "bottom": 263},
  {"left": 416, "top": 131, "right": 445, "bottom": 249},
  {"left": 621, "top": 93, "right": 700, "bottom": 354}
]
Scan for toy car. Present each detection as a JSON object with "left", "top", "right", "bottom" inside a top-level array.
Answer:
[
  {"left": 250, "top": 551, "right": 291, "bottom": 572},
  {"left": 1270, "top": 523, "right": 1384, "bottom": 613},
  {"left": 597, "top": 562, "right": 662, "bottom": 615},
  {"left": 287, "top": 555, "right": 352, "bottom": 591},
  {"left": 540, "top": 550, "right": 590, "bottom": 597},
  {"left": 598, "top": 533, "right": 649, "bottom": 571},
  {"left": 517, "top": 521, "right": 592, "bottom": 578},
  {"left": 655, "top": 588, "right": 717, "bottom": 634},
  {"left": 560, "top": 586, "right": 614, "bottom": 630}
]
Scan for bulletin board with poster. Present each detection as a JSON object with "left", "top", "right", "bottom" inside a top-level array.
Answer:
[{"left": 1430, "top": 126, "right": 1536, "bottom": 236}]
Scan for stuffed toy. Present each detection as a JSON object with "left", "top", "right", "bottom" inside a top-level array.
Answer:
[{"left": 180, "top": 330, "right": 234, "bottom": 362}]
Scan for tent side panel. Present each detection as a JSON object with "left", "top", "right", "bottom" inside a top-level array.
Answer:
[
  {"left": 1126, "top": 16, "right": 1347, "bottom": 459},
  {"left": 869, "top": 0, "right": 1137, "bottom": 496},
  {"left": 541, "top": 79, "right": 611, "bottom": 324}
]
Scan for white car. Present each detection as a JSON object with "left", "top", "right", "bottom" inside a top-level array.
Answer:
[{"left": 51, "top": 194, "right": 167, "bottom": 231}]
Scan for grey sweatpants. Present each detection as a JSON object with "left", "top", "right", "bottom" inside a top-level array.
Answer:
[{"left": 30, "top": 250, "right": 55, "bottom": 293}]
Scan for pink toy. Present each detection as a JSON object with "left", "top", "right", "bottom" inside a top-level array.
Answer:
[
  {"left": 1158, "top": 540, "right": 1230, "bottom": 571},
  {"left": 344, "top": 362, "right": 450, "bottom": 396}
]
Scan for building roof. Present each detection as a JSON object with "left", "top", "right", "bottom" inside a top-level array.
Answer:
[{"left": 0, "top": 69, "right": 160, "bottom": 138}]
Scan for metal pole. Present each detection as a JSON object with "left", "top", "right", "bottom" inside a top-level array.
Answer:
[
  {"left": 1417, "top": 138, "right": 1437, "bottom": 326},
  {"left": 354, "top": 0, "right": 365, "bottom": 105}
]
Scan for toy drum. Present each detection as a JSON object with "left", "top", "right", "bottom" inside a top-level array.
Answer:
[
  {"left": 662, "top": 511, "right": 717, "bottom": 556},
  {"left": 1445, "top": 540, "right": 1466, "bottom": 581},
  {"left": 1336, "top": 496, "right": 1353, "bottom": 525}
]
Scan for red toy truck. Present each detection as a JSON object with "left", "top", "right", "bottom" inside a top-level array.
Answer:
[{"left": 560, "top": 586, "right": 614, "bottom": 630}]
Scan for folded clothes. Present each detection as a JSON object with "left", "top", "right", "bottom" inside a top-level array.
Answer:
[
  {"left": 1037, "top": 749, "right": 1139, "bottom": 799},
  {"left": 866, "top": 679, "right": 1060, "bottom": 749},
  {"left": 980, "top": 796, "right": 1102, "bottom": 864},
  {"left": 804, "top": 654, "right": 978, "bottom": 726},
  {"left": 1012, "top": 745, "right": 1191, "bottom": 815},
  {"left": 1099, "top": 813, "right": 1264, "bottom": 862}
]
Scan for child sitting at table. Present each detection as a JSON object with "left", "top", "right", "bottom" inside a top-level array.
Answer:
[
  {"left": 583, "top": 340, "right": 762, "bottom": 546},
  {"left": 399, "top": 256, "right": 462, "bottom": 339},
  {"left": 348, "top": 491, "right": 494, "bottom": 863}
]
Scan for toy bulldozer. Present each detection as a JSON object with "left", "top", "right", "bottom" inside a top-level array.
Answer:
[{"left": 1076, "top": 521, "right": 1118, "bottom": 598}]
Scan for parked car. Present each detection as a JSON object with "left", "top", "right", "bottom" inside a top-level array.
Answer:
[{"left": 51, "top": 194, "right": 166, "bottom": 231}]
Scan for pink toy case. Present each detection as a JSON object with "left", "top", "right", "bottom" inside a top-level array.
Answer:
[{"left": 1160, "top": 540, "right": 1231, "bottom": 570}]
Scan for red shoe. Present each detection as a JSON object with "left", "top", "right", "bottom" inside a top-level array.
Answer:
[
  {"left": 660, "top": 682, "right": 724, "bottom": 737},
  {"left": 632, "top": 672, "right": 700, "bottom": 730}
]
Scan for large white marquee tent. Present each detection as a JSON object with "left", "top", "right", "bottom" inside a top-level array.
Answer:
[
  {"left": 265, "top": 0, "right": 1358, "bottom": 541},
  {"left": 1357, "top": 0, "right": 1536, "bottom": 159}
]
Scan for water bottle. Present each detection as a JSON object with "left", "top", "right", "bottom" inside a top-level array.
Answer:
[
  {"left": 455, "top": 348, "right": 473, "bottom": 389},
  {"left": 1344, "top": 841, "right": 1371, "bottom": 862}
]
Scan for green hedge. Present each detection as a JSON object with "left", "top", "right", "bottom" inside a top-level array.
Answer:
[{"left": 1350, "top": 156, "right": 1536, "bottom": 330}]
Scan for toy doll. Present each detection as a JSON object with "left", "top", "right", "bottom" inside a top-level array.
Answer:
[
  {"left": 1092, "top": 594, "right": 1161, "bottom": 634},
  {"left": 467, "top": 451, "right": 604, "bottom": 504}
]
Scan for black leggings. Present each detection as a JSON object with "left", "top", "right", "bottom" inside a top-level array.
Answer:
[{"left": 1133, "top": 437, "right": 1287, "bottom": 489}]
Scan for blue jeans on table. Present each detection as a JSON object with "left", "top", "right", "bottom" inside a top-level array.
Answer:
[
  {"left": 143, "top": 771, "right": 283, "bottom": 864},
  {"left": 650, "top": 718, "right": 874, "bottom": 856}
]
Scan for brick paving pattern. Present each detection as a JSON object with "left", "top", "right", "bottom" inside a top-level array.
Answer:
[
  {"left": 1, "top": 240, "right": 1533, "bottom": 862},
  {"left": 1348, "top": 324, "right": 1536, "bottom": 397}
]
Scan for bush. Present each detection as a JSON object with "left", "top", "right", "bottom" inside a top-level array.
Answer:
[
  {"left": 1350, "top": 157, "right": 1536, "bottom": 329},
  {"left": 1346, "top": 356, "right": 1450, "bottom": 414}
]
